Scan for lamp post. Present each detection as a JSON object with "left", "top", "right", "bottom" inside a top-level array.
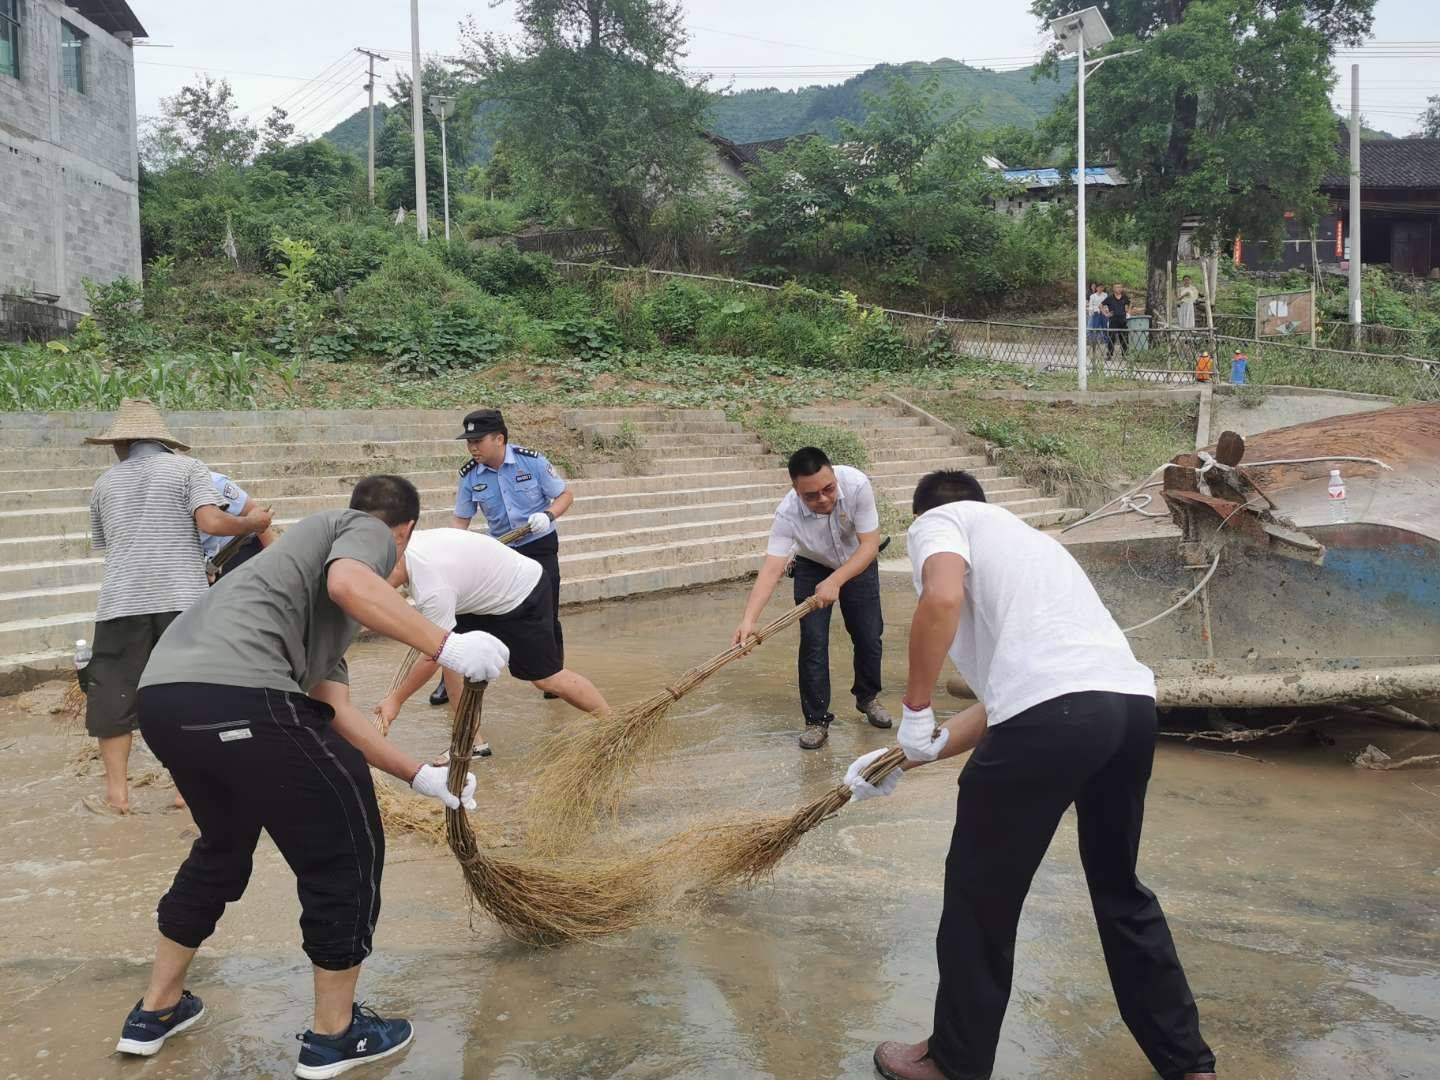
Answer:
[
  {"left": 1049, "top": 7, "right": 1138, "bottom": 391},
  {"left": 429, "top": 94, "right": 456, "bottom": 244},
  {"left": 410, "top": 0, "right": 428, "bottom": 240}
]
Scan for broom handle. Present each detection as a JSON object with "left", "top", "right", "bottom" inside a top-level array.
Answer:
[
  {"left": 445, "top": 680, "right": 487, "bottom": 799},
  {"left": 495, "top": 523, "right": 532, "bottom": 546}
]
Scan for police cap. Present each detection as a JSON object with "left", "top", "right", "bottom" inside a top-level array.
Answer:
[{"left": 456, "top": 409, "right": 506, "bottom": 440}]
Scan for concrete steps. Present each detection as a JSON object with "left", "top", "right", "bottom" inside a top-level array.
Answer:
[
  {"left": 787, "top": 403, "right": 1085, "bottom": 528},
  {"left": 0, "top": 403, "right": 1073, "bottom": 685}
]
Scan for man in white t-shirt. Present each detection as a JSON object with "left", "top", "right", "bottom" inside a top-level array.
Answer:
[
  {"left": 849, "top": 470, "right": 1216, "bottom": 1080},
  {"left": 732, "top": 446, "right": 893, "bottom": 749},
  {"left": 376, "top": 529, "right": 610, "bottom": 753}
]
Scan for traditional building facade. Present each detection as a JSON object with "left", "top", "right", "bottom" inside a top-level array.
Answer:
[{"left": 0, "top": 0, "right": 146, "bottom": 319}]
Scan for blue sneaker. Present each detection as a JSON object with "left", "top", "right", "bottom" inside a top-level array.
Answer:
[
  {"left": 295, "top": 1003, "right": 414, "bottom": 1079},
  {"left": 114, "top": 990, "right": 206, "bottom": 1056}
]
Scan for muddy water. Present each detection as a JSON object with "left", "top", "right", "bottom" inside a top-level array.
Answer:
[{"left": 2, "top": 576, "right": 1438, "bottom": 1079}]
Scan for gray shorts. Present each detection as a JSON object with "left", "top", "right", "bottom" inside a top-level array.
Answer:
[{"left": 83, "top": 612, "right": 180, "bottom": 738}]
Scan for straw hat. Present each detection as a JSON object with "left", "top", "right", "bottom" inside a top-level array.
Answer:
[{"left": 83, "top": 399, "right": 190, "bottom": 452}]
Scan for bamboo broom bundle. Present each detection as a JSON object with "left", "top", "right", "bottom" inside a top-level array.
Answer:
[
  {"left": 442, "top": 680, "right": 677, "bottom": 944},
  {"left": 525, "top": 596, "right": 823, "bottom": 853},
  {"left": 383, "top": 522, "right": 535, "bottom": 704},
  {"left": 666, "top": 747, "right": 908, "bottom": 886}
]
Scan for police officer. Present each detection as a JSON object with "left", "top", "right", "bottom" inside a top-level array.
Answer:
[
  {"left": 200, "top": 472, "right": 277, "bottom": 582},
  {"left": 429, "top": 408, "right": 573, "bottom": 706}
]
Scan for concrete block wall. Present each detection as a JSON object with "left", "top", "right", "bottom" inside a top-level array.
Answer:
[{"left": 0, "top": 0, "right": 141, "bottom": 311}]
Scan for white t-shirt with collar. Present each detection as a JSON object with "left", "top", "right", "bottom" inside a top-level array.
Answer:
[
  {"left": 907, "top": 501, "right": 1154, "bottom": 726},
  {"left": 404, "top": 528, "right": 542, "bottom": 631},
  {"left": 765, "top": 464, "right": 881, "bottom": 570}
]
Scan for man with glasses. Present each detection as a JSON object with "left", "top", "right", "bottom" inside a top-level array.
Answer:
[{"left": 731, "top": 446, "right": 892, "bottom": 749}]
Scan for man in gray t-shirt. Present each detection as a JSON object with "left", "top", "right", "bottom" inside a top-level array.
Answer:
[{"left": 116, "top": 476, "right": 514, "bottom": 1077}]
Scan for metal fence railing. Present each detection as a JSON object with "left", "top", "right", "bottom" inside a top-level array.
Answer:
[
  {"left": 1209, "top": 310, "right": 1433, "bottom": 360},
  {"left": 556, "top": 262, "right": 1440, "bottom": 401}
]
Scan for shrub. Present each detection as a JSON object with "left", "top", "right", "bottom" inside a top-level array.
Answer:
[
  {"left": 642, "top": 281, "right": 715, "bottom": 345},
  {"left": 549, "top": 315, "right": 620, "bottom": 362}
]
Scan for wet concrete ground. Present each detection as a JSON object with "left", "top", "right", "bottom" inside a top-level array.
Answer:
[{"left": 2, "top": 576, "right": 1438, "bottom": 1079}]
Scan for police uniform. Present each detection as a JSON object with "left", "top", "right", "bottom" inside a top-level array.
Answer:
[
  {"left": 200, "top": 472, "right": 263, "bottom": 580},
  {"left": 454, "top": 410, "right": 568, "bottom": 663}
]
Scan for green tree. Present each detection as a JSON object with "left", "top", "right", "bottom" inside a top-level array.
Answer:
[
  {"left": 732, "top": 78, "right": 1008, "bottom": 305},
  {"left": 259, "top": 107, "right": 297, "bottom": 156},
  {"left": 1029, "top": 0, "right": 1375, "bottom": 314},
  {"left": 460, "top": 0, "right": 713, "bottom": 261},
  {"left": 141, "top": 76, "right": 258, "bottom": 172},
  {"left": 1419, "top": 95, "right": 1440, "bottom": 139},
  {"left": 372, "top": 61, "right": 476, "bottom": 216}
]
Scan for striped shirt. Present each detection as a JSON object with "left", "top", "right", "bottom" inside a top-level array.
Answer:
[{"left": 89, "top": 442, "right": 222, "bottom": 621}]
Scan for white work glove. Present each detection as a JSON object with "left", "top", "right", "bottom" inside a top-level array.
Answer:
[
  {"left": 845, "top": 747, "right": 903, "bottom": 802},
  {"left": 526, "top": 511, "right": 552, "bottom": 536},
  {"left": 898, "top": 704, "right": 949, "bottom": 763},
  {"left": 437, "top": 631, "right": 510, "bottom": 683},
  {"left": 410, "top": 763, "right": 477, "bottom": 810}
]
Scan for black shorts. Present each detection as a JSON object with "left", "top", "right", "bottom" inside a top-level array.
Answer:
[
  {"left": 455, "top": 577, "right": 562, "bottom": 682},
  {"left": 83, "top": 611, "right": 180, "bottom": 738}
]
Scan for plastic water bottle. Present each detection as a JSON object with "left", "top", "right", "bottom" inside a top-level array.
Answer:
[
  {"left": 74, "top": 638, "right": 91, "bottom": 670},
  {"left": 1327, "top": 469, "right": 1347, "bottom": 523}
]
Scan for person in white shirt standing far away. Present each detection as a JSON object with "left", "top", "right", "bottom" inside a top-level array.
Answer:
[
  {"left": 848, "top": 469, "right": 1217, "bottom": 1080},
  {"left": 732, "top": 446, "right": 893, "bottom": 750}
]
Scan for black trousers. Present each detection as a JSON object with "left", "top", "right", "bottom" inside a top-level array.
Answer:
[
  {"left": 1106, "top": 324, "right": 1130, "bottom": 358},
  {"left": 517, "top": 530, "right": 563, "bottom": 666},
  {"left": 930, "top": 691, "right": 1214, "bottom": 1080},
  {"left": 139, "top": 682, "right": 384, "bottom": 972},
  {"left": 792, "top": 556, "right": 883, "bottom": 725}
]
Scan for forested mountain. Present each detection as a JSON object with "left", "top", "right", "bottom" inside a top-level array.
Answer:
[
  {"left": 706, "top": 59, "right": 1070, "bottom": 143},
  {"left": 322, "top": 58, "right": 1069, "bottom": 164}
]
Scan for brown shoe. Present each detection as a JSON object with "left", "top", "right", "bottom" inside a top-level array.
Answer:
[
  {"left": 860, "top": 699, "right": 893, "bottom": 729},
  {"left": 873, "top": 1040, "right": 946, "bottom": 1080},
  {"left": 798, "top": 723, "right": 830, "bottom": 750}
]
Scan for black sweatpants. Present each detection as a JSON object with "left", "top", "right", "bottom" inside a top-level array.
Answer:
[
  {"left": 138, "top": 682, "right": 384, "bottom": 972},
  {"left": 929, "top": 691, "right": 1214, "bottom": 1080},
  {"left": 517, "top": 530, "right": 563, "bottom": 666}
]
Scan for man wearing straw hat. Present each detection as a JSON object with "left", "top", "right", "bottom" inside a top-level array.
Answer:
[
  {"left": 115, "top": 475, "right": 511, "bottom": 1075},
  {"left": 732, "top": 446, "right": 892, "bottom": 749},
  {"left": 374, "top": 527, "right": 611, "bottom": 754},
  {"left": 849, "top": 469, "right": 1215, "bottom": 1080},
  {"left": 82, "top": 399, "right": 272, "bottom": 814}
]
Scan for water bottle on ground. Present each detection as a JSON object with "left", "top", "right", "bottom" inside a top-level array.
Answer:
[
  {"left": 74, "top": 638, "right": 91, "bottom": 670},
  {"left": 1327, "top": 469, "right": 1347, "bottom": 524}
]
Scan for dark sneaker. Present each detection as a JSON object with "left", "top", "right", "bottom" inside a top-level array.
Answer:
[
  {"left": 860, "top": 700, "right": 894, "bottom": 730},
  {"left": 542, "top": 691, "right": 560, "bottom": 700},
  {"left": 798, "top": 723, "right": 830, "bottom": 750},
  {"left": 295, "top": 1003, "right": 414, "bottom": 1079},
  {"left": 115, "top": 990, "right": 205, "bottom": 1056},
  {"left": 474, "top": 741, "right": 493, "bottom": 758},
  {"left": 428, "top": 679, "right": 448, "bottom": 707}
]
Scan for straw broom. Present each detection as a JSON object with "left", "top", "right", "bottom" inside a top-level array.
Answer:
[
  {"left": 442, "top": 680, "right": 675, "bottom": 944},
  {"left": 667, "top": 747, "right": 908, "bottom": 886},
  {"left": 525, "top": 596, "right": 824, "bottom": 853}
]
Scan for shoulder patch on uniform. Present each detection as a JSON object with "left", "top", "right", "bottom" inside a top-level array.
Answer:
[
  {"left": 459, "top": 460, "right": 478, "bottom": 477},
  {"left": 513, "top": 446, "right": 541, "bottom": 458}
]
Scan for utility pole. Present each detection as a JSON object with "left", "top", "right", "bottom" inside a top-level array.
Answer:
[
  {"left": 355, "top": 48, "right": 386, "bottom": 207},
  {"left": 429, "top": 95, "right": 455, "bottom": 243},
  {"left": 410, "top": 0, "right": 429, "bottom": 241},
  {"left": 1347, "top": 64, "right": 1362, "bottom": 332}
]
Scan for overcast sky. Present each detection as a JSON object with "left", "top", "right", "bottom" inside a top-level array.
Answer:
[{"left": 127, "top": 0, "right": 1439, "bottom": 139}]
